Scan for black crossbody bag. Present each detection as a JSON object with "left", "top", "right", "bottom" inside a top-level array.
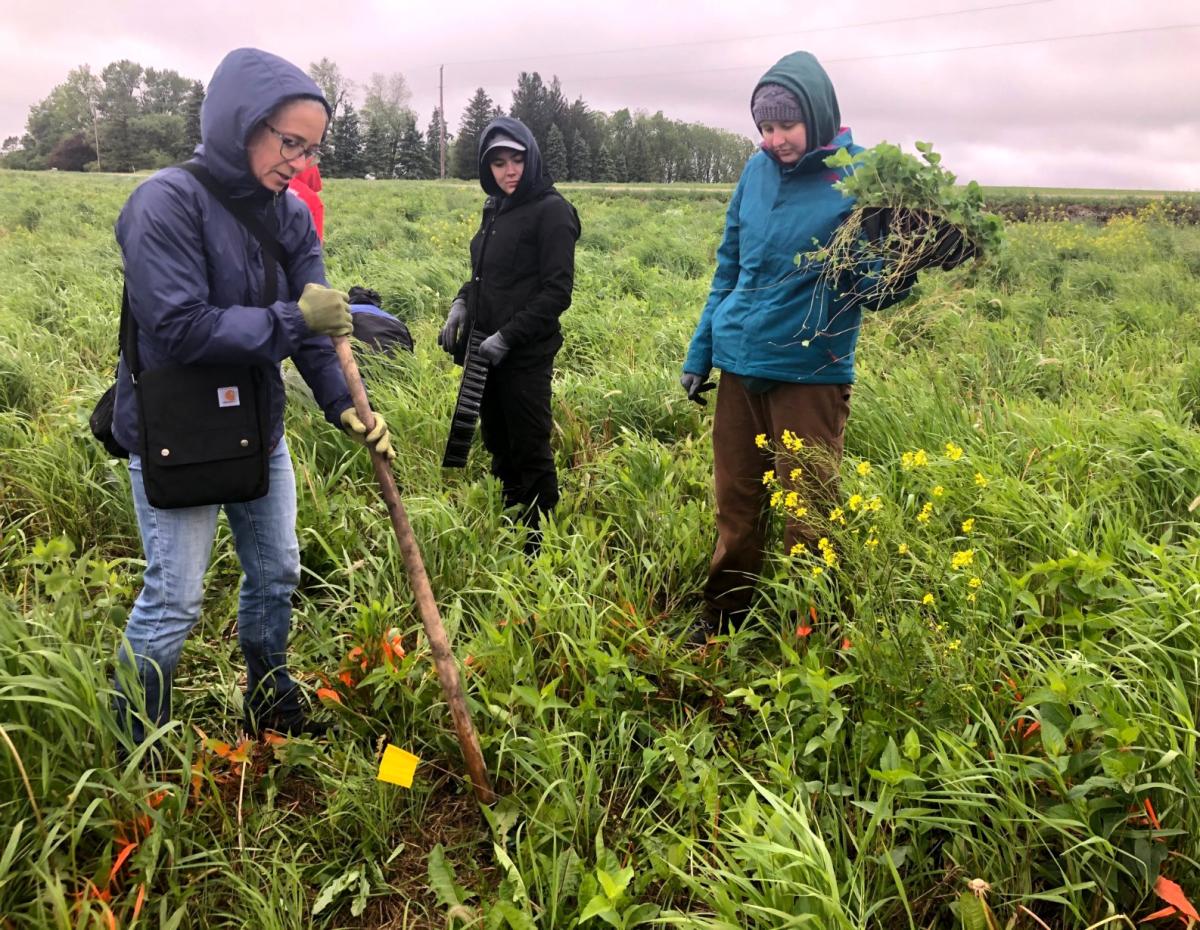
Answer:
[{"left": 91, "top": 162, "right": 288, "bottom": 509}]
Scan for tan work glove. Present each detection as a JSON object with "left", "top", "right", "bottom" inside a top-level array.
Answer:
[
  {"left": 299, "top": 283, "right": 353, "bottom": 336},
  {"left": 339, "top": 407, "right": 394, "bottom": 461}
]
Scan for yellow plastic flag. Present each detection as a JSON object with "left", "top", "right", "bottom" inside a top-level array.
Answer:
[{"left": 376, "top": 744, "right": 420, "bottom": 788}]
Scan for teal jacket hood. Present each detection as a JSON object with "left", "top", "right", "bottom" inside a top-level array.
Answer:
[{"left": 753, "top": 51, "right": 841, "bottom": 151}]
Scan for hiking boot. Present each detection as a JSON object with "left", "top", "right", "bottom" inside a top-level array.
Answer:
[
  {"left": 683, "top": 616, "right": 718, "bottom": 650},
  {"left": 243, "top": 703, "right": 331, "bottom": 740}
]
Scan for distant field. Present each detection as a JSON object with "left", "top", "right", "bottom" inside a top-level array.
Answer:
[
  {"left": 4, "top": 168, "right": 1195, "bottom": 207},
  {"left": 982, "top": 186, "right": 1195, "bottom": 202}
]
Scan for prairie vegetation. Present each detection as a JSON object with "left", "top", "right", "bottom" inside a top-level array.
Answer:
[{"left": 1, "top": 170, "right": 1199, "bottom": 928}]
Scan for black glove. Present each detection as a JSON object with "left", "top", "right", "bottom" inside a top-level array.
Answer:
[
  {"left": 925, "top": 221, "right": 976, "bottom": 270},
  {"left": 860, "top": 207, "right": 975, "bottom": 271},
  {"left": 859, "top": 206, "right": 891, "bottom": 244},
  {"left": 476, "top": 331, "right": 510, "bottom": 368},
  {"left": 680, "top": 372, "right": 717, "bottom": 405},
  {"left": 438, "top": 299, "right": 467, "bottom": 354}
]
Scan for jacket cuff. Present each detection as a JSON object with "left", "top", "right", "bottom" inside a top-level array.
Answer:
[{"left": 280, "top": 300, "right": 311, "bottom": 350}]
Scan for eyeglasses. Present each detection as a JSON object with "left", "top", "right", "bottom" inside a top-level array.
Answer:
[{"left": 264, "top": 122, "right": 322, "bottom": 165}]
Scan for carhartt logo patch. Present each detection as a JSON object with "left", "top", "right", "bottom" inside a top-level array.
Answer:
[{"left": 218, "top": 386, "right": 241, "bottom": 408}]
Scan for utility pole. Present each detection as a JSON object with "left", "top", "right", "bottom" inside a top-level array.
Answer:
[{"left": 438, "top": 65, "right": 446, "bottom": 180}]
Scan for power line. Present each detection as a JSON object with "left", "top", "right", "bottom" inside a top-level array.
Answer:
[
  {"left": 409, "top": 0, "right": 1053, "bottom": 72},
  {"left": 557, "top": 22, "right": 1199, "bottom": 83}
]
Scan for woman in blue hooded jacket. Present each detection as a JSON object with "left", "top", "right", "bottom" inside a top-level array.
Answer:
[
  {"left": 681, "top": 51, "right": 907, "bottom": 642},
  {"left": 111, "top": 48, "right": 393, "bottom": 743},
  {"left": 439, "top": 117, "right": 580, "bottom": 553}
]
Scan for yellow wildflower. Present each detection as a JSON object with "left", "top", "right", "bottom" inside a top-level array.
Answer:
[
  {"left": 790, "top": 542, "right": 808, "bottom": 557},
  {"left": 967, "top": 592, "right": 977, "bottom": 604},
  {"left": 944, "top": 441, "right": 964, "bottom": 461},
  {"left": 755, "top": 433, "right": 768, "bottom": 449},
  {"left": 762, "top": 470, "right": 775, "bottom": 486},
  {"left": 901, "top": 451, "right": 914, "bottom": 470},
  {"left": 932, "top": 485, "right": 945, "bottom": 497},
  {"left": 950, "top": 548, "right": 975, "bottom": 570},
  {"left": 769, "top": 490, "right": 783, "bottom": 508},
  {"left": 856, "top": 461, "right": 872, "bottom": 477},
  {"left": 917, "top": 502, "right": 934, "bottom": 524},
  {"left": 974, "top": 472, "right": 988, "bottom": 487},
  {"left": 968, "top": 576, "right": 982, "bottom": 588},
  {"left": 791, "top": 505, "right": 809, "bottom": 519},
  {"left": 811, "top": 566, "right": 824, "bottom": 577},
  {"left": 922, "top": 592, "right": 935, "bottom": 605},
  {"left": 961, "top": 518, "right": 975, "bottom": 533},
  {"left": 865, "top": 536, "right": 879, "bottom": 550},
  {"left": 847, "top": 493, "right": 864, "bottom": 512},
  {"left": 789, "top": 467, "right": 803, "bottom": 483},
  {"left": 785, "top": 491, "right": 800, "bottom": 509},
  {"left": 913, "top": 449, "right": 929, "bottom": 467},
  {"left": 781, "top": 429, "right": 804, "bottom": 453},
  {"left": 828, "top": 507, "right": 846, "bottom": 525},
  {"left": 868, "top": 496, "right": 883, "bottom": 512},
  {"left": 898, "top": 543, "right": 910, "bottom": 555},
  {"left": 948, "top": 638, "right": 962, "bottom": 651}
]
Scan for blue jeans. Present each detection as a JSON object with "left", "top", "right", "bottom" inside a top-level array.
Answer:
[{"left": 114, "top": 439, "right": 301, "bottom": 743}]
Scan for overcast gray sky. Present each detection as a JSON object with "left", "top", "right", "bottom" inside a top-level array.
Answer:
[{"left": 2, "top": 0, "right": 1196, "bottom": 189}]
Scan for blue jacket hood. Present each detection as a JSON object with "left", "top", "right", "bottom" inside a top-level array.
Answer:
[
  {"left": 477, "top": 117, "right": 548, "bottom": 205},
  {"left": 198, "top": 48, "right": 330, "bottom": 195}
]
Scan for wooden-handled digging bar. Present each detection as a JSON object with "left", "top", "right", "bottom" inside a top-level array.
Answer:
[{"left": 331, "top": 335, "right": 496, "bottom": 805}]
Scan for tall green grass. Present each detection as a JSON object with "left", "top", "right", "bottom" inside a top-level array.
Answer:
[{"left": 1, "top": 169, "right": 1198, "bottom": 928}]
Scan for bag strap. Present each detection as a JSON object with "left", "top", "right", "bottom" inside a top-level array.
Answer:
[
  {"left": 119, "top": 162, "right": 291, "bottom": 379},
  {"left": 118, "top": 283, "right": 141, "bottom": 379},
  {"left": 176, "top": 161, "right": 285, "bottom": 306}
]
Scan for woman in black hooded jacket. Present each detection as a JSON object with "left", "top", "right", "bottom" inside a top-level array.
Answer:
[{"left": 439, "top": 117, "right": 581, "bottom": 550}]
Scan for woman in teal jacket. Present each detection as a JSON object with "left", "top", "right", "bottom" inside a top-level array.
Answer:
[{"left": 681, "top": 50, "right": 901, "bottom": 642}]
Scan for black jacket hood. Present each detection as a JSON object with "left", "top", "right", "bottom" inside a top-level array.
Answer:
[{"left": 477, "top": 117, "right": 549, "bottom": 206}]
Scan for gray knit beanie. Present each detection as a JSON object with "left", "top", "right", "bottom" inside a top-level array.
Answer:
[{"left": 751, "top": 83, "right": 807, "bottom": 127}]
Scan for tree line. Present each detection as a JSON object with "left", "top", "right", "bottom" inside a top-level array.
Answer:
[{"left": 2, "top": 58, "right": 756, "bottom": 184}]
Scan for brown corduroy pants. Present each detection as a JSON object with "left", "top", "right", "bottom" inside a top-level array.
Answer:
[{"left": 702, "top": 373, "right": 852, "bottom": 622}]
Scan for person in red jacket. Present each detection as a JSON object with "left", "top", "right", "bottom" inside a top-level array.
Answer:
[{"left": 289, "top": 164, "right": 324, "bottom": 241}]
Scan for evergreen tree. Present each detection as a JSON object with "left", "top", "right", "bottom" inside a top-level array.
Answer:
[
  {"left": 544, "top": 123, "right": 568, "bottom": 182},
  {"left": 569, "top": 133, "right": 591, "bottom": 181},
  {"left": 362, "top": 118, "right": 393, "bottom": 178},
  {"left": 594, "top": 143, "right": 616, "bottom": 183},
  {"left": 329, "top": 102, "right": 363, "bottom": 177},
  {"left": 626, "top": 130, "right": 653, "bottom": 182},
  {"left": 453, "top": 87, "right": 494, "bottom": 180},
  {"left": 613, "top": 149, "right": 629, "bottom": 183},
  {"left": 395, "top": 122, "right": 431, "bottom": 179},
  {"left": 509, "top": 72, "right": 551, "bottom": 149},
  {"left": 425, "top": 107, "right": 449, "bottom": 178}
]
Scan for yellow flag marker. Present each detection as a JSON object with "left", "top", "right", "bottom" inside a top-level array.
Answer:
[{"left": 377, "top": 744, "right": 420, "bottom": 788}]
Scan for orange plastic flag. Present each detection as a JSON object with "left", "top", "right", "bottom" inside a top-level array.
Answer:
[{"left": 1142, "top": 875, "right": 1199, "bottom": 923}]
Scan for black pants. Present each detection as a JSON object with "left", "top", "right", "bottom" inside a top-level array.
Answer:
[{"left": 479, "top": 355, "right": 558, "bottom": 522}]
